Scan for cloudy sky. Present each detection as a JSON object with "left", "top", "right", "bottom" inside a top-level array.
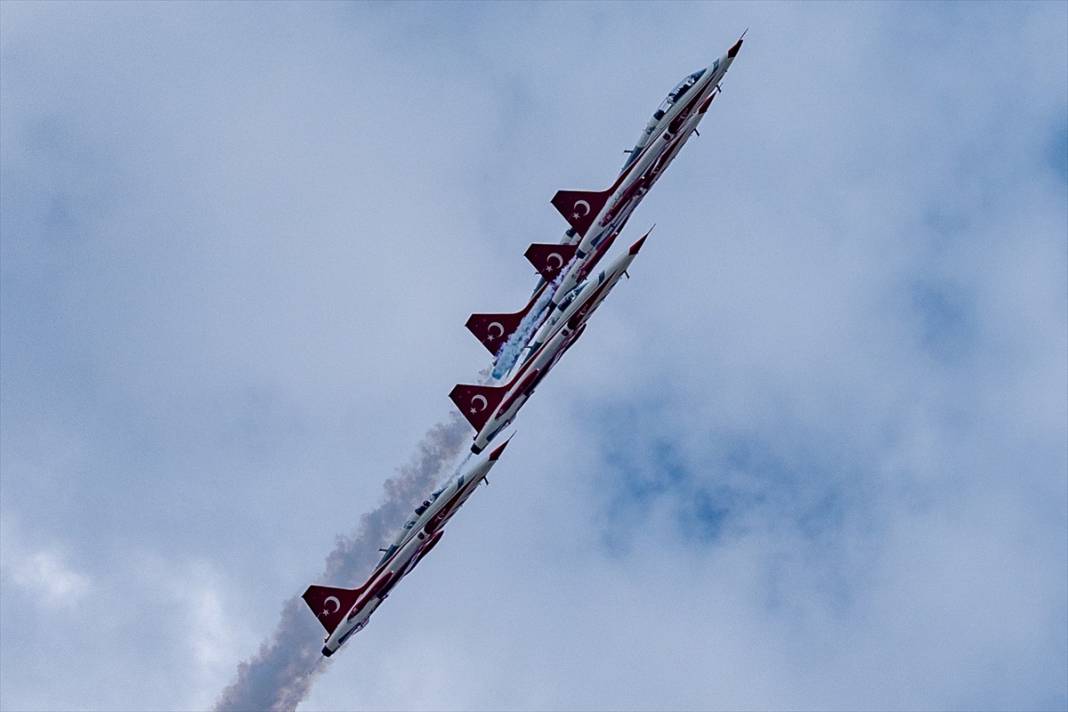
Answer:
[{"left": 2, "top": 2, "right": 1066, "bottom": 710}]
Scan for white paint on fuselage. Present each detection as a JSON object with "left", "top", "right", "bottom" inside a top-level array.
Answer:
[
  {"left": 548, "top": 51, "right": 736, "bottom": 308},
  {"left": 496, "top": 51, "right": 736, "bottom": 377},
  {"left": 472, "top": 247, "right": 639, "bottom": 453},
  {"left": 322, "top": 454, "right": 500, "bottom": 655}
]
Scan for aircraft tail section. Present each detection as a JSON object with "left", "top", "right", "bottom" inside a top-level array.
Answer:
[
  {"left": 551, "top": 188, "right": 612, "bottom": 236},
  {"left": 525, "top": 243, "right": 577, "bottom": 282},
  {"left": 466, "top": 289, "right": 542, "bottom": 356},
  {"left": 449, "top": 383, "right": 507, "bottom": 431},
  {"left": 302, "top": 584, "right": 363, "bottom": 634}
]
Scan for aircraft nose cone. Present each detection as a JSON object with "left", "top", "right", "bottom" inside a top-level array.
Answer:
[
  {"left": 489, "top": 437, "right": 512, "bottom": 461},
  {"left": 727, "top": 37, "right": 743, "bottom": 59},
  {"left": 628, "top": 234, "right": 648, "bottom": 255}
]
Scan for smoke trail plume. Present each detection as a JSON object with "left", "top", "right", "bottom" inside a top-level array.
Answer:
[
  {"left": 492, "top": 281, "right": 559, "bottom": 380},
  {"left": 215, "top": 414, "right": 470, "bottom": 712}
]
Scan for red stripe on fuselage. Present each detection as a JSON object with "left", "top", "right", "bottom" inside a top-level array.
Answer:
[
  {"left": 576, "top": 232, "right": 618, "bottom": 283},
  {"left": 347, "top": 571, "right": 394, "bottom": 620},
  {"left": 593, "top": 74, "right": 718, "bottom": 231},
  {"left": 566, "top": 276, "right": 615, "bottom": 331},
  {"left": 497, "top": 368, "right": 540, "bottom": 415},
  {"left": 612, "top": 74, "right": 716, "bottom": 187}
]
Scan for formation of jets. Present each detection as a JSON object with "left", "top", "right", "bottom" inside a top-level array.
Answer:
[{"left": 304, "top": 34, "right": 744, "bottom": 658}]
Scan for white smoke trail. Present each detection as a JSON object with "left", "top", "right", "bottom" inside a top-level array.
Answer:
[
  {"left": 491, "top": 281, "right": 559, "bottom": 380},
  {"left": 214, "top": 414, "right": 470, "bottom": 712}
]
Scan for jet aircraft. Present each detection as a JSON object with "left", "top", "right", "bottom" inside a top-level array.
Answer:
[
  {"left": 547, "top": 34, "right": 744, "bottom": 307},
  {"left": 465, "top": 34, "right": 744, "bottom": 370},
  {"left": 303, "top": 439, "right": 511, "bottom": 657},
  {"left": 303, "top": 38, "right": 745, "bottom": 658},
  {"left": 451, "top": 231, "right": 650, "bottom": 454}
]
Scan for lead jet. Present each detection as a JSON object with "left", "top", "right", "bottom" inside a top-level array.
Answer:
[
  {"left": 466, "top": 35, "right": 744, "bottom": 373},
  {"left": 303, "top": 439, "right": 511, "bottom": 657},
  {"left": 450, "top": 230, "right": 650, "bottom": 454},
  {"left": 547, "top": 34, "right": 744, "bottom": 309}
]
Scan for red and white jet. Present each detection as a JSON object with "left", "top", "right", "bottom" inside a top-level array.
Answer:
[
  {"left": 303, "top": 439, "right": 511, "bottom": 657},
  {"left": 547, "top": 34, "right": 744, "bottom": 306},
  {"left": 451, "top": 231, "right": 649, "bottom": 454},
  {"left": 465, "top": 35, "right": 744, "bottom": 369}
]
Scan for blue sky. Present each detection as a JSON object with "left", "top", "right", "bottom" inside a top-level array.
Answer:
[{"left": 2, "top": 2, "right": 1066, "bottom": 710}]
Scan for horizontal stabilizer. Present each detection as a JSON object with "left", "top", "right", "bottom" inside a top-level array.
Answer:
[
  {"left": 525, "top": 243, "right": 578, "bottom": 282},
  {"left": 551, "top": 188, "right": 612, "bottom": 236},
  {"left": 302, "top": 584, "right": 363, "bottom": 634},
  {"left": 449, "top": 382, "right": 508, "bottom": 432},
  {"left": 466, "top": 290, "right": 541, "bottom": 356}
]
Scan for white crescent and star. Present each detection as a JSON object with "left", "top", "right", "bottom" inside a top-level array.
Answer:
[
  {"left": 469, "top": 394, "right": 489, "bottom": 414},
  {"left": 546, "top": 253, "right": 564, "bottom": 271},
  {"left": 321, "top": 596, "right": 341, "bottom": 617},
  {"left": 487, "top": 321, "right": 505, "bottom": 341},
  {"left": 571, "top": 200, "right": 591, "bottom": 219}
]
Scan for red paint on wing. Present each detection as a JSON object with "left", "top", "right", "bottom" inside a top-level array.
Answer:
[
  {"left": 525, "top": 242, "right": 578, "bottom": 281},
  {"left": 698, "top": 91, "right": 716, "bottom": 114},
  {"left": 466, "top": 286, "right": 546, "bottom": 356},
  {"left": 551, "top": 188, "right": 612, "bottom": 236},
  {"left": 497, "top": 368, "right": 540, "bottom": 415},
  {"left": 302, "top": 584, "right": 364, "bottom": 634},
  {"left": 411, "top": 529, "right": 444, "bottom": 569},
  {"left": 449, "top": 383, "right": 508, "bottom": 432}
]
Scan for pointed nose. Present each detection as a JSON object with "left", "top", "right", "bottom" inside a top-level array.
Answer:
[
  {"left": 489, "top": 437, "right": 512, "bottom": 461},
  {"left": 727, "top": 37, "right": 743, "bottom": 59},
  {"left": 628, "top": 233, "right": 649, "bottom": 255}
]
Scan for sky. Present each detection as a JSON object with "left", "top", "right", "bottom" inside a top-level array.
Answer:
[{"left": 1, "top": 1, "right": 1066, "bottom": 710}]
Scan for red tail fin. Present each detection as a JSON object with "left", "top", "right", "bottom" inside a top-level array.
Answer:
[
  {"left": 465, "top": 289, "right": 542, "bottom": 356},
  {"left": 302, "top": 584, "right": 363, "bottom": 634},
  {"left": 551, "top": 188, "right": 612, "bottom": 236},
  {"left": 449, "top": 383, "right": 508, "bottom": 431},
  {"left": 524, "top": 243, "right": 577, "bottom": 282}
]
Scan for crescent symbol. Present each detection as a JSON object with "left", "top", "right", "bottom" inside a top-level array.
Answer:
[
  {"left": 487, "top": 322, "right": 505, "bottom": 338},
  {"left": 546, "top": 253, "right": 564, "bottom": 270},
  {"left": 322, "top": 596, "right": 341, "bottom": 615},
  {"left": 573, "top": 200, "right": 591, "bottom": 217},
  {"left": 470, "top": 394, "right": 489, "bottom": 412}
]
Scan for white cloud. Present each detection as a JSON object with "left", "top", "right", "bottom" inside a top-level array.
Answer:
[
  {"left": 1, "top": 2, "right": 1064, "bottom": 710},
  {"left": 7, "top": 550, "right": 90, "bottom": 607},
  {"left": 1, "top": 515, "right": 90, "bottom": 607}
]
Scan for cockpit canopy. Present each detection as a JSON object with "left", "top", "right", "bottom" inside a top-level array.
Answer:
[
  {"left": 666, "top": 68, "right": 706, "bottom": 105},
  {"left": 621, "top": 67, "right": 709, "bottom": 172},
  {"left": 413, "top": 486, "right": 446, "bottom": 516}
]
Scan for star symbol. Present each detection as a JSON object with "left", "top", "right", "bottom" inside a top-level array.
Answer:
[{"left": 469, "top": 407, "right": 478, "bottom": 414}]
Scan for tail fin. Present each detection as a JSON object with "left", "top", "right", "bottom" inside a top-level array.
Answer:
[
  {"left": 449, "top": 382, "right": 508, "bottom": 431},
  {"left": 524, "top": 243, "right": 577, "bottom": 282},
  {"left": 466, "top": 290, "right": 542, "bottom": 356},
  {"left": 551, "top": 188, "right": 612, "bottom": 236},
  {"left": 302, "top": 584, "right": 363, "bottom": 634}
]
